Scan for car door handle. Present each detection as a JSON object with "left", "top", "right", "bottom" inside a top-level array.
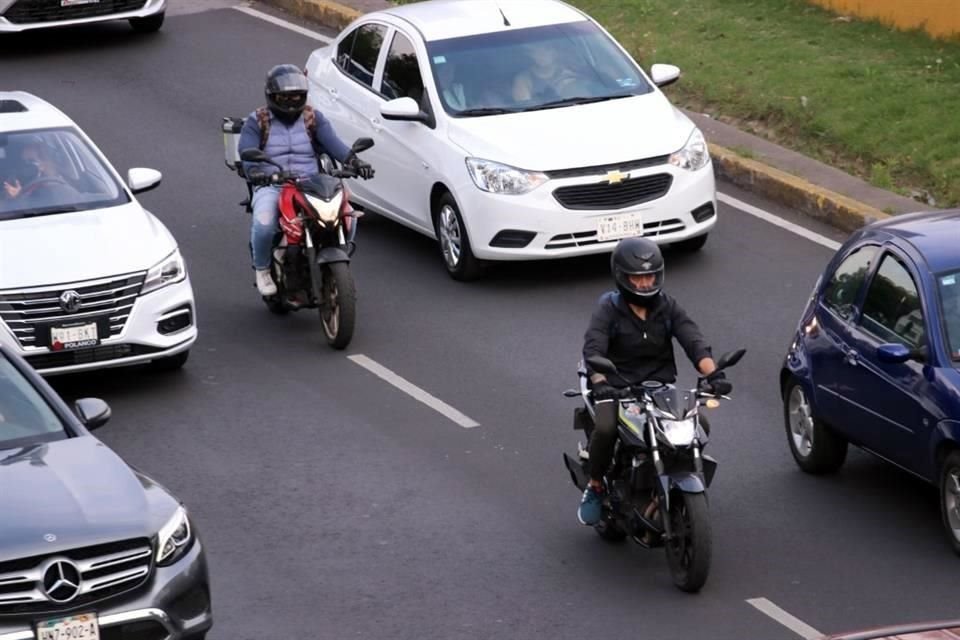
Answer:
[{"left": 844, "top": 350, "right": 859, "bottom": 367}]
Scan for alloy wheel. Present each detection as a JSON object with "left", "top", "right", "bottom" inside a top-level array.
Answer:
[
  {"left": 788, "top": 386, "right": 815, "bottom": 457},
  {"left": 438, "top": 204, "right": 462, "bottom": 269}
]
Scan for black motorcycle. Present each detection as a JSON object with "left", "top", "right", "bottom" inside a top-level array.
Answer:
[{"left": 562, "top": 349, "right": 745, "bottom": 592}]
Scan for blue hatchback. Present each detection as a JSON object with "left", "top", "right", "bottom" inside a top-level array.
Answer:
[{"left": 780, "top": 210, "right": 960, "bottom": 554}]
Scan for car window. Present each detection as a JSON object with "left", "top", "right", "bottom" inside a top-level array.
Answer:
[
  {"left": 0, "top": 127, "right": 128, "bottom": 221},
  {"left": 936, "top": 269, "right": 960, "bottom": 362},
  {"left": 426, "top": 20, "right": 654, "bottom": 115},
  {"left": 337, "top": 23, "right": 387, "bottom": 88},
  {"left": 859, "top": 253, "right": 925, "bottom": 348},
  {"left": 822, "top": 245, "right": 878, "bottom": 321},
  {"left": 0, "top": 355, "right": 66, "bottom": 449},
  {"left": 381, "top": 31, "right": 425, "bottom": 105}
]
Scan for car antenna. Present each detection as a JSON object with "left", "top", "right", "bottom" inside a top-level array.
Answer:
[{"left": 496, "top": 3, "right": 511, "bottom": 26}]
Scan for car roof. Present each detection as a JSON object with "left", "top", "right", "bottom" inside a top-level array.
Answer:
[
  {"left": 869, "top": 209, "right": 960, "bottom": 273},
  {"left": 381, "top": 0, "right": 588, "bottom": 41},
  {"left": 0, "top": 91, "right": 73, "bottom": 132},
  {"left": 825, "top": 619, "right": 960, "bottom": 640}
]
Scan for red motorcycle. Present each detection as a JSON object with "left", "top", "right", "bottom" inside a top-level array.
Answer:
[{"left": 226, "top": 133, "right": 373, "bottom": 350}]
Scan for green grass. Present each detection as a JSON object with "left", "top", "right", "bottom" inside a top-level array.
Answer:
[{"left": 570, "top": 0, "right": 960, "bottom": 207}]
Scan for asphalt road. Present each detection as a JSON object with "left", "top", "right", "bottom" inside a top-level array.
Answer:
[{"left": 1, "top": 4, "right": 955, "bottom": 639}]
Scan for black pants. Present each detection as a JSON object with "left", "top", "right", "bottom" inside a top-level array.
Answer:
[{"left": 587, "top": 402, "right": 712, "bottom": 482}]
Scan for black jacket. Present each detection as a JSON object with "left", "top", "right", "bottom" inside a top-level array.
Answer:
[{"left": 582, "top": 291, "right": 712, "bottom": 386}]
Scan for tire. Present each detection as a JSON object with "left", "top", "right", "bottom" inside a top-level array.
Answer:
[
  {"left": 319, "top": 262, "right": 356, "bottom": 350},
  {"left": 783, "top": 379, "right": 848, "bottom": 474},
  {"left": 672, "top": 234, "right": 708, "bottom": 252},
  {"left": 129, "top": 12, "right": 164, "bottom": 33},
  {"left": 664, "top": 491, "right": 711, "bottom": 593},
  {"left": 939, "top": 451, "right": 960, "bottom": 556},
  {"left": 594, "top": 514, "right": 627, "bottom": 542},
  {"left": 149, "top": 350, "right": 189, "bottom": 372},
  {"left": 434, "top": 192, "right": 484, "bottom": 281}
]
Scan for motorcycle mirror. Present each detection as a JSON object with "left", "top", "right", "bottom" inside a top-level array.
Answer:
[
  {"left": 716, "top": 348, "right": 746, "bottom": 370},
  {"left": 240, "top": 148, "right": 268, "bottom": 162},
  {"left": 562, "top": 389, "right": 580, "bottom": 398},
  {"left": 586, "top": 355, "right": 618, "bottom": 376},
  {"left": 351, "top": 137, "right": 374, "bottom": 154}
]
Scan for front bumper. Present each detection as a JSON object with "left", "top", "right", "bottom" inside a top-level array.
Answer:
[
  {"left": 456, "top": 160, "right": 717, "bottom": 261},
  {"left": 0, "top": 537, "right": 213, "bottom": 640},
  {"left": 0, "top": 275, "right": 198, "bottom": 376},
  {"left": 0, "top": 0, "right": 165, "bottom": 33}
]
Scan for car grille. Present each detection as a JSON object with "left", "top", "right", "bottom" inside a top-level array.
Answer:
[
  {"left": 0, "top": 538, "right": 153, "bottom": 616},
  {"left": 0, "top": 272, "right": 146, "bottom": 350},
  {"left": 545, "top": 218, "right": 686, "bottom": 250},
  {"left": 2, "top": 0, "right": 147, "bottom": 24},
  {"left": 24, "top": 344, "right": 162, "bottom": 370},
  {"left": 553, "top": 173, "right": 673, "bottom": 210}
]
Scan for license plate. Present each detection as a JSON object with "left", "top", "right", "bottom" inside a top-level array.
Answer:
[
  {"left": 61, "top": 0, "right": 100, "bottom": 5},
  {"left": 597, "top": 212, "right": 644, "bottom": 242},
  {"left": 36, "top": 613, "right": 100, "bottom": 640},
  {"left": 50, "top": 323, "right": 99, "bottom": 350}
]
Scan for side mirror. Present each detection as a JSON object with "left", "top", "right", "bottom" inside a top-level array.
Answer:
[
  {"left": 876, "top": 343, "right": 911, "bottom": 364},
  {"left": 586, "top": 355, "right": 618, "bottom": 376},
  {"left": 650, "top": 63, "right": 681, "bottom": 88},
  {"left": 74, "top": 398, "right": 111, "bottom": 431},
  {"left": 351, "top": 137, "right": 375, "bottom": 154},
  {"left": 716, "top": 348, "right": 747, "bottom": 371},
  {"left": 239, "top": 148, "right": 268, "bottom": 163},
  {"left": 127, "top": 168, "right": 162, "bottom": 195},
  {"left": 380, "top": 97, "right": 428, "bottom": 123}
]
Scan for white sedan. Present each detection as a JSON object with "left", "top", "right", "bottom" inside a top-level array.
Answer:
[{"left": 306, "top": 0, "right": 717, "bottom": 280}]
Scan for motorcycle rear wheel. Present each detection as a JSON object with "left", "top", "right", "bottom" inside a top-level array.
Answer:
[
  {"left": 319, "top": 262, "right": 356, "bottom": 350},
  {"left": 664, "top": 491, "right": 711, "bottom": 593}
]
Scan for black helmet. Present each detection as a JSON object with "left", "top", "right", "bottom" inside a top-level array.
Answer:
[
  {"left": 611, "top": 237, "right": 664, "bottom": 307},
  {"left": 265, "top": 64, "right": 308, "bottom": 122}
]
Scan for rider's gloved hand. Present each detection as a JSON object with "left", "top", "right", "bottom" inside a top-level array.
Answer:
[
  {"left": 701, "top": 371, "right": 732, "bottom": 396},
  {"left": 592, "top": 382, "right": 623, "bottom": 401},
  {"left": 247, "top": 167, "right": 267, "bottom": 185},
  {"left": 346, "top": 153, "right": 375, "bottom": 180}
]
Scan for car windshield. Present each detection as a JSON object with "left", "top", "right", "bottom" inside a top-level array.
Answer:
[
  {"left": 0, "top": 354, "right": 67, "bottom": 450},
  {"left": 426, "top": 21, "right": 654, "bottom": 116},
  {"left": 0, "top": 127, "right": 128, "bottom": 220},
  {"left": 937, "top": 269, "right": 960, "bottom": 363}
]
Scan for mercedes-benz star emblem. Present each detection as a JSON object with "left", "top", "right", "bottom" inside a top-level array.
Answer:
[
  {"left": 42, "top": 559, "right": 82, "bottom": 603},
  {"left": 58, "top": 290, "right": 82, "bottom": 314},
  {"left": 43, "top": 533, "right": 57, "bottom": 543}
]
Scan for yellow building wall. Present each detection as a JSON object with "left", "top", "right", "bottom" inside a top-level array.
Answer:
[{"left": 808, "top": 0, "right": 960, "bottom": 39}]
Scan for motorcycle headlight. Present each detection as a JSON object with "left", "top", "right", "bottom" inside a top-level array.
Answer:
[
  {"left": 660, "top": 418, "right": 697, "bottom": 447},
  {"left": 305, "top": 193, "right": 341, "bottom": 224},
  {"left": 669, "top": 128, "right": 710, "bottom": 171},
  {"left": 465, "top": 158, "right": 547, "bottom": 195},
  {"left": 156, "top": 506, "right": 192, "bottom": 566},
  {"left": 142, "top": 249, "right": 186, "bottom": 295}
]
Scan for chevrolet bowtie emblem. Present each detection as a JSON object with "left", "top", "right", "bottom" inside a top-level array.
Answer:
[{"left": 606, "top": 169, "right": 627, "bottom": 185}]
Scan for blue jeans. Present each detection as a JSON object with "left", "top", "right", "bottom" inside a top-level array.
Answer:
[{"left": 250, "top": 186, "right": 281, "bottom": 270}]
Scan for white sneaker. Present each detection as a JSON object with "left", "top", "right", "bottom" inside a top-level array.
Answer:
[{"left": 255, "top": 269, "right": 277, "bottom": 296}]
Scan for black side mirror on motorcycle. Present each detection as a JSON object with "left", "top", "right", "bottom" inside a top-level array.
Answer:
[
  {"left": 351, "top": 137, "right": 374, "bottom": 154},
  {"left": 715, "top": 349, "right": 747, "bottom": 371},
  {"left": 586, "top": 355, "right": 619, "bottom": 376}
]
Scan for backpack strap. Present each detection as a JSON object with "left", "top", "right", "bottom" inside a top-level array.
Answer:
[{"left": 255, "top": 106, "right": 271, "bottom": 150}]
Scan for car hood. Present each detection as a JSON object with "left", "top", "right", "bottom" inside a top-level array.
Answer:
[
  {"left": 0, "top": 202, "right": 175, "bottom": 289},
  {"left": 445, "top": 93, "right": 694, "bottom": 171},
  {"left": 0, "top": 437, "right": 178, "bottom": 562}
]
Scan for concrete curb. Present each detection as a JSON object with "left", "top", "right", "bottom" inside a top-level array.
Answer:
[{"left": 260, "top": 0, "right": 893, "bottom": 234}]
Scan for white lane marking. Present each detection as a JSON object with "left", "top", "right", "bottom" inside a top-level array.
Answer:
[
  {"left": 719, "top": 192, "right": 841, "bottom": 251},
  {"left": 233, "top": 5, "right": 335, "bottom": 42},
  {"left": 747, "top": 598, "right": 824, "bottom": 640},
  {"left": 348, "top": 354, "right": 480, "bottom": 429}
]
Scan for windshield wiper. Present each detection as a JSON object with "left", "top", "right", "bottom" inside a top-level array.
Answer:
[
  {"left": 522, "top": 94, "right": 634, "bottom": 112},
  {"left": 20, "top": 205, "right": 84, "bottom": 217},
  {"left": 456, "top": 107, "right": 520, "bottom": 117}
]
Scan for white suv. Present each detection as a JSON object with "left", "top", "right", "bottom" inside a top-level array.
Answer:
[
  {"left": 0, "top": 0, "right": 165, "bottom": 33},
  {"left": 0, "top": 91, "right": 196, "bottom": 375}
]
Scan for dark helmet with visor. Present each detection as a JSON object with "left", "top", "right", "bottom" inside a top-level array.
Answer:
[
  {"left": 265, "top": 64, "right": 309, "bottom": 122},
  {"left": 611, "top": 237, "right": 664, "bottom": 307}
]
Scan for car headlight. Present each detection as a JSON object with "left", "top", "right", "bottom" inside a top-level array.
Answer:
[
  {"left": 142, "top": 249, "right": 186, "bottom": 295},
  {"left": 660, "top": 418, "right": 697, "bottom": 447},
  {"left": 305, "top": 193, "right": 341, "bottom": 224},
  {"left": 465, "top": 158, "right": 548, "bottom": 195},
  {"left": 156, "top": 506, "right": 192, "bottom": 566},
  {"left": 669, "top": 128, "right": 710, "bottom": 171}
]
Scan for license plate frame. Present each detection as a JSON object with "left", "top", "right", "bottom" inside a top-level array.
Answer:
[
  {"left": 35, "top": 612, "right": 100, "bottom": 640},
  {"left": 596, "top": 212, "right": 644, "bottom": 242},
  {"left": 49, "top": 322, "right": 100, "bottom": 351}
]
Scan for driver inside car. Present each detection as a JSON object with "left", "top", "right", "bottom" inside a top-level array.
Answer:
[
  {"left": 577, "top": 237, "right": 733, "bottom": 526},
  {"left": 3, "top": 139, "right": 78, "bottom": 204}
]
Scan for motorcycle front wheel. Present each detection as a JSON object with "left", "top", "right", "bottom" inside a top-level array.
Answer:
[
  {"left": 664, "top": 491, "right": 712, "bottom": 593},
  {"left": 318, "top": 262, "right": 356, "bottom": 350}
]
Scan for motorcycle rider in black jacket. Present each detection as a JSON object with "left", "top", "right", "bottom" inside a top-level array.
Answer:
[{"left": 578, "top": 237, "right": 733, "bottom": 526}]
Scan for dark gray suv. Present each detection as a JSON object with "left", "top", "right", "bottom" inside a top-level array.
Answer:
[{"left": 0, "top": 345, "right": 212, "bottom": 640}]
